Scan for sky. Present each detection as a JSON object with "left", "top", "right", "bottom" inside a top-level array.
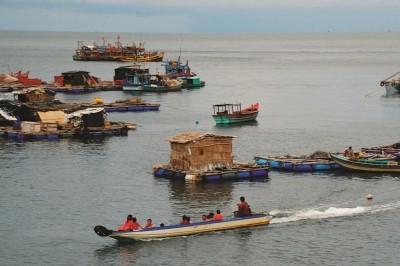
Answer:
[{"left": 1, "top": 0, "right": 399, "bottom": 33}]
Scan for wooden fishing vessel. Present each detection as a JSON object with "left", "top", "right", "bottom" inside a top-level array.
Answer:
[
  {"left": 212, "top": 103, "right": 259, "bottom": 125},
  {"left": 330, "top": 153, "right": 400, "bottom": 173},
  {"left": 141, "top": 78, "right": 183, "bottom": 92},
  {"left": 72, "top": 38, "right": 164, "bottom": 62},
  {"left": 94, "top": 213, "right": 271, "bottom": 241}
]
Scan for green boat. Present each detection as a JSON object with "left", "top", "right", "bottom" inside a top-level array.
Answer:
[{"left": 212, "top": 103, "right": 259, "bottom": 125}]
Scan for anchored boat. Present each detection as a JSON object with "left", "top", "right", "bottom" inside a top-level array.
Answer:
[
  {"left": 330, "top": 153, "right": 400, "bottom": 173},
  {"left": 212, "top": 103, "right": 259, "bottom": 125}
]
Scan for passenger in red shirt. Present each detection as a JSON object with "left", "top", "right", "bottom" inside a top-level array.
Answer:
[
  {"left": 129, "top": 217, "right": 143, "bottom": 231},
  {"left": 117, "top": 214, "right": 134, "bottom": 231},
  {"left": 235, "top": 196, "right": 251, "bottom": 216},
  {"left": 214, "top": 209, "right": 223, "bottom": 220}
]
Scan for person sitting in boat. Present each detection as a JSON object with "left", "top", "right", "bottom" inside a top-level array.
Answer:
[
  {"left": 214, "top": 210, "right": 223, "bottom": 220},
  {"left": 234, "top": 196, "right": 252, "bottom": 217},
  {"left": 144, "top": 218, "right": 154, "bottom": 229},
  {"left": 180, "top": 215, "right": 190, "bottom": 225},
  {"left": 206, "top": 212, "right": 215, "bottom": 221},
  {"left": 117, "top": 214, "right": 134, "bottom": 231},
  {"left": 201, "top": 214, "right": 208, "bottom": 222},
  {"left": 129, "top": 217, "right": 143, "bottom": 231},
  {"left": 344, "top": 146, "right": 355, "bottom": 159}
]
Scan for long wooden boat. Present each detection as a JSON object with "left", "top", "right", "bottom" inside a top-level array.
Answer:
[
  {"left": 212, "top": 103, "right": 259, "bottom": 125},
  {"left": 94, "top": 213, "right": 270, "bottom": 241},
  {"left": 330, "top": 153, "right": 400, "bottom": 173}
]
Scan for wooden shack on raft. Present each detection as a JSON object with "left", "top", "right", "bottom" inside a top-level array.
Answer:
[{"left": 166, "top": 131, "right": 234, "bottom": 171}]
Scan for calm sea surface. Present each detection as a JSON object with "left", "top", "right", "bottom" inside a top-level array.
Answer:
[{"left": 1, "top": 31, "right": 400, "bottom": 265}]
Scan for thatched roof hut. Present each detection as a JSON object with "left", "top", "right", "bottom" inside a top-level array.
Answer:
[{"left": 166, "top": 131, "right": 234, "bottom": 171}]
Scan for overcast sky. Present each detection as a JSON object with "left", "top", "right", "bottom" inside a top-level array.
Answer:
[{"left": 1, "top": 0, "right": 399, "bottom": 33}]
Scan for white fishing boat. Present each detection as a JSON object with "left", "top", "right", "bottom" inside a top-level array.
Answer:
[{"left": 380, "top": 72, "right": 400, "bottom": 95}]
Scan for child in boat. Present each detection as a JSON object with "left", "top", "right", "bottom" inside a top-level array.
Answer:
[
  {"left": 180, "top": 215, "right": 190, "bottom": 224},
  {"left": 117, "top": 214, "right": 134, "bottom": 231},
  {"left": 144, "top": 218, "right": 154, "bottom": 229}
]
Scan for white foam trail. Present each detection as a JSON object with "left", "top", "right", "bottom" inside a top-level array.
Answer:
[{"left": 270, "top": 200, "right": 400, "bottom": 224}]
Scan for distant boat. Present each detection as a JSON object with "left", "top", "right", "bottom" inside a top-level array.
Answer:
[
  {"left": 212, "top": 103, "right": 259, "bottom": 125},
  {"left": 162, "top": 58, "right": 205, "bottom": 88},
  {"left": 330, "top": 153, "right": 400, "bottom": 173},
  {"left": 94, "top": 213, "right": 271, "bottom": 241},
  {"left": 380, "top": 72, "right": 400, "bottom": 95},
  {"left": 72, "top": 38, "right": 164, "bottom": 62},
  {"left": 141, "top": 78, "right": 183, "bottom": 92}
]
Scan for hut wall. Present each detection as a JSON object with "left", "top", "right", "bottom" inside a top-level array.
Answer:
[{"left": 169, "top": 137, "right": 233, "bottom": 171}]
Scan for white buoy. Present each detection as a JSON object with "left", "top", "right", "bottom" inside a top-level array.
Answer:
[{"left": 367, "top": 194, "right": 373, "bottom": 200}]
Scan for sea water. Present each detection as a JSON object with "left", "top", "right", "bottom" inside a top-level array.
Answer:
[{"left": 0, "top": 31, "right": 399, "bottom": 265}]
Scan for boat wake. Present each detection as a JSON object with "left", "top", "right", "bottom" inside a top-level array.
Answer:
[{"left": 269, "top": 200, "right": 400, "bottom": 225}]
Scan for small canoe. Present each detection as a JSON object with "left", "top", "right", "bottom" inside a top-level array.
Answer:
[{"left": 94, "top": 213, "right": 271, "bottom": 241}]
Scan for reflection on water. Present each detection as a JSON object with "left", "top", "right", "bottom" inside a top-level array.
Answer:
[
  {"left": 94, "top": 241, "right": 147, "bottom": 265},
  {"left": 214, "top": 120, "right": 259, "bottom": 128}
]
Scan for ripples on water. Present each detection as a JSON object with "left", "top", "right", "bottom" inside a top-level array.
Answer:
[{"left": 1, "top": 31, "right": 400, "bottom": 265}]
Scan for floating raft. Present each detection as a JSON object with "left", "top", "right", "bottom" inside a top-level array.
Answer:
[
  {"left": 254, "top": 155, "right": 341, "bottom": 172},
  {"left": 16, "top": 98, "right": 160, "bottom": 113},
  {"left": 153, "top": 163, "right": 270, "bottom": 181},
  {"left": 1, "top": 123, "right": 131, "bottom": 141}
]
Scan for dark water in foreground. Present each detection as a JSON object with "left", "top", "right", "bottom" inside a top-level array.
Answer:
[{"left": 1, "top": 31, "right": 400, "bottom": 265}]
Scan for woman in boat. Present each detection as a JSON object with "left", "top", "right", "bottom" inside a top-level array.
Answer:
[{"left": 117, "top": 214, "right": 134, "bottom": 231}]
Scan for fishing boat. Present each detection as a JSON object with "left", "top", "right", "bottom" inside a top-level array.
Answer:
[
  {"left": 72, "top": 38, "right": 164, "bottom": 62},
  {"left": 380, "top": 72, "right": 400, "bottom": 95},
  {"left": 330, "top": 153, "right": 400, "bottom": 173},
  {"left": 163, "top": 58, "right": 205, "bottom": 88},
  {"left": 361, "top": 143, "right": 400, "bottom": 159},
  {"left": 212, "top": 103, "right": 259, "bottom": 125},
  {"left": 94, "top": 213, "right": 271, "bottom": 241},
  {"left": 141, "top": 78, "right": 183, "bottom": 92}
]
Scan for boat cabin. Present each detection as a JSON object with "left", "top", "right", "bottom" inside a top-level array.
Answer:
[
  {"left": 66, "top": 108, "right": 106, "bottom": 128},
  {"left": 58, "top": 71, "right": 98, "bottom": 86},
  {"left": 213, "top": 103, "right": 242, "bottom": 115},
  {"left": 114, "top": 64, "right": 149, "bottom": 82},
  {"left": 166, "top": 131, "right": 234, "bottom": 171},
  {"left": 13, "top": 87, "right": 56, "bottom": 103}
]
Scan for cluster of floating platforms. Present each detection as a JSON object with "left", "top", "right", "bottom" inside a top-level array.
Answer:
[
  {"left": 153, "top": 163, "right": 270, "bottom": 181},
  {"left": 1, "top": 123, "right": 130, "bottom": 141},
  {"left": 255, "top": 155, "right": 341, "bottom": 172}
]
